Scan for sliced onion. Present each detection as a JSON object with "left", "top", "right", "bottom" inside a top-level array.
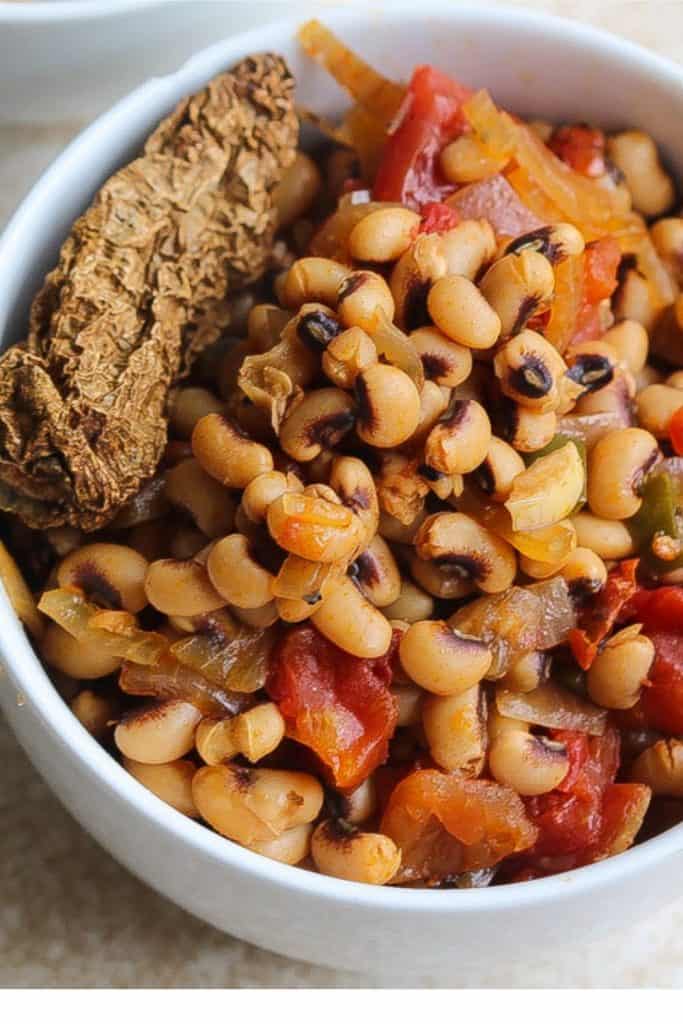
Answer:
[
  {"left": 450, "top": 587, "right": 542, "bottom": 679},
  {"left": 38, "top": 588, "right": 167, "bottom": 665},
  {"left": 496, "top": 680, "right": 607, "bottom": 735},
  {"left": 367, "top": 310, "right": 425, "bottom": 390},
  {"left": 526, "top": 577, "right": 577, "bottom": 650},
  {"left": 119, "top": 655, "right": 253, "bottom": 716},
  {"left": 298, "top": 19, "right": 405, "bottom": 127},
  {"left": 557, "top": 410, "right": 630, "bottom": 448},
  {"left": 456, "top": 487, "right": 576, "bottom": 563},
  {"left": 171, "top": 622, "right": 276, "bottom": 694},
  {"left": 545, "top": 252, "right": 584, "bottom": 354}
]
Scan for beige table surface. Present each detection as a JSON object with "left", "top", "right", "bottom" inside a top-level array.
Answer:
[{"left": 2, "top": 0, "right": 683, "bottom": 989}]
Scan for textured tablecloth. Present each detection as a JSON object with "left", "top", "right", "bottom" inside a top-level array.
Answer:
[{"left": 2, "top": 0, "right": 683, "bottom": 989}]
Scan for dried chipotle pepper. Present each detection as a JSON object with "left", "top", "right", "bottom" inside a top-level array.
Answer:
[{"left": 0, "top": 55, "right": 297, "bottom": 531}]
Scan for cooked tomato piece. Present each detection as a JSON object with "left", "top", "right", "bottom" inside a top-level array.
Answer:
[
  {"left": 619, "top": 586, "right": 683, "bottom": 733},
  {"left": 670, "top": 407, "right": 683, "bottom": 455},
  {"left": 373, "top": 65, "right": 471, "bottom": 208},
  {"left": 520, "top": 727, "right": 621, "bottom": 868},
  {"left": 380, "top": 769, "right": 537, "bottom": 884},
  {"left": 418, "top": 201, "right": 460, "bottom": 234},
  {"left": 553, "top": 730, "right": 589, "bottom": 793},
  {"left": 267, "top": 624, "right": 399, "bottom": 790},
  {"left": 589, "top": 783, "right": 651, "bottom": 860},
  {"left": 568, "top": 559, "right": 639, "bottom": 670},
  {"left": 582, "top": 237, "right": 622, "bottom": 305},
  {"left": 549, "top": 124, "right": 606, "bottom": 178}
]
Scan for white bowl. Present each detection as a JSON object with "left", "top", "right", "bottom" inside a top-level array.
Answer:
[{"left": 2, "top": 3, "right": 683, "bottom": 978}]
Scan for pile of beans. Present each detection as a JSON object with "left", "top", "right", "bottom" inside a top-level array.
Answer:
[{"left": 11, "top": 122, "right": 683, "bottom": 887}]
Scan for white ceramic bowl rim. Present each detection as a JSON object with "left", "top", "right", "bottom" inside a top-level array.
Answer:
[{"left": 2, "top": 1, "right": 683, "bottom": 916}]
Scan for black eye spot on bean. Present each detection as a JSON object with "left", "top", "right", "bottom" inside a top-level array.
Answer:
[
  {"left": 352, "top": 549, "right": 381, "bottom": 587},
  {"left": 418, "top": 463, "right": 444, "bottom": 482},
  {"left": 474, "top": 460, "right": 495, "bottom": 495},
  {"left": 510, "top": 293, "right": 541, "bottom": 337},
  {"left": 353, "top": 374, "right": 377, "bottom": 431},
  {"left": 436, "top": 554, "right": 485, "bottom": 582},
  {"left": 404, "top": 277, "right": 432, "bottom": 332},
  {"left": 509, "top": 357, "right": 554, "bottom": 398},
  {"left": 338, "top": 272, "right": 369, "bottom": 301},
  {"left": 498, "top": 397, "right": 519, "bottom": 443},
  {"left": 73, "top": 563, "right": 122, "bottom": 609},
  {"left": 566, "top": 354, "right": 614, "bottom": 392},
  {"left": 568, "top": 576, "right": 604, "bottom": 603},
  {"left": 506, "top": 226, "right": 562, "bottom": 263},
  {"left": 297, "top": 310, "right": 342, "bottom": 349},
  {"left": 306, "top": 410, "right": 356, "bottom": 449},
  {"left": 420, "top": 352, "right": 451, "bottom": 380}
]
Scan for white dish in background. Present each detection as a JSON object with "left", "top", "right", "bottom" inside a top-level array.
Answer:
[
  {"left": 1, "top": 3, "right": 683, "bottom": 978},
  {"left": 0, "top": 1, "right": 310, "bottom": 122}
]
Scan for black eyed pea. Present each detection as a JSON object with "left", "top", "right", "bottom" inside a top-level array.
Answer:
[
  {"left": 169, "top": 387, "right": 224, "bottom": 439},
  {"left": 164, "top": 458, "right": 236, "bottom": 539},
  {"left": 439, "top": 135, "right": 508, "bottom": 184},
  {"left": 281, "top": 257, "right": 349, "bottom": 309},
  {"left": 337, "top": 270, "right": 395, "bottom": 332},
  {"left": 504, "top": 223, "right": 585, "bottom": 265},
  {"left": 408, "top": 550, "right": 476, "bottom": 601},
  {"left": 559, "top": 546, "right": 608, "bottom": 601},
  {"left": 393, "top": 683, "right": 424, "bottom": 727},
  {"left": 348, "top": 207, "right": 421, "bottom": 262},
  {"left": 650, "top": 217, "right": 683, "bottom": 287},
  {"left": 311, "top": 575, "right": 393, "bottom": 658},
  {"left": 272, "top": 151, "right": 322, "bottom": 228},
  {"left": 196, "top": 704, "right": 286, "bottom": 765},
  {"left": 493, "top": 329, "right": 567, "bottom": 412},
  {"left": 378, "top": 508, "right": 428, "bottom": 545},
  {"left": 206, "top": 534, "right": 275, "bottom": 610},
  {"left": 409, "top": 381, "right": 452, "bottom": 447},
  {"left": 391, "top": 222, "right": 497, "bottom": 331},
  {"left": 144, "top": 558, "right": 226, "bottom": 617},
  {"left": 329, "top": 455, "right": 380, "bottom": 550},
  {"left": 279, "top": 388, "right": 356, "bottom": 462},
  {"left": 587, "top": 624, "right": 655, "bottom": 709},
  {"left": 424, "top": 399, "right": 492, "bottom": 475},
  {"left": 631, "top": 738, "right": 683, "bottom": 797},
  {"left": 565, "top": 339, "right": 619, "bottom": 398},
  {"left": 488, "top": 711, "right": 569, "bottom": 796},
  {"left": 572, "top": 366, "right": 635, "bottom": 421},
  {"left": 295, "top": 303, "right": 343, "bottom": 349},
  {"left": 399, "top": 619, "right": 492, "bottom": 696},
  {"left": 267, "top": 492, "right": 364, "bottom": 563},
  {"left": 473, "top": 436, "right": 526, "bottom": 503},
  {"left": 501, "top": 651, "right": 549, "bottom": 693},
  {"left": 587, "top": 427, "right": 660, "bottom": 520},
  {"left": 383, "top": 578, "right": 435, "bottom": 624},
  {"left": 601, "top": 320, "right": 649, "bottom": 375},
  {"left": 354, "top": 363, "right": 421, "bottom": 448},
  {"left": 606, "top": 131, "right": 675, "bottom": 218},
  {"left": 114, "top": 700, "right": 202, "bottom": 764},
  {"left": 70, "top": 689, "right": 119, "bottom": 738},
  {"left": 310, "top": 819, "right": 401, "bottom": 885},
  {"left": 247, "top": 303, "right": 292, "bottom": 353},
  {"left": 241, "top": 471, "right": 303, "bottom": 524},
  {"left": 427, "top": 274, "right": 501, "bottom": 350},
  {"left": 612, "top": 263, "right": 655, "bottom": 330},
  {"left": 478, "top": 250, "right": 555, "bottom": 339},
  {"left": 571, "top": 511, "right": 636, "bottom": 560},
  {"left": 232, "top": 601, "right": 279, "bottom": 629},
  {"left": 421, "top": 685, "right": 486, "bottom": 775},
  {"left": 636, "top": 384, "right": 683, "bottom": 438},
  {"left": 192, "top": 764, "right": 324, "bottom": 845},
  {"left": 247, "top": 823, "right": 315, "bottom": 865},
  {"left": 415, "top": 512, "right": 517, "bottom": 595},
  {"left": 322, "top": 326, "right": 378, "bottom": 388},
  {"left": 191, "top": 414, "right": 273, "bottom": 490},
  {"left": 409, "top": 326, "right": 473, "bottom": 388},
  {"left": 41, "top": 623, "right": 121, "bottom": 680},
  {"left": 123, "top": 757, "right": 198, "bottom": 818},
  {"left": 350, "top": 534, "right": 402, "bottom": 608},
  {"left": 57, "top": 542, "right": 149, "bottom": 613},
  {"left": 500, "top": 398, "right": 557, "bottom": 453},
  {"left": 272, "top": 555, "right": 344, "bottom": 622},
  {"left": 331, "top": 777, "right": 378, "bottom": 826}
]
